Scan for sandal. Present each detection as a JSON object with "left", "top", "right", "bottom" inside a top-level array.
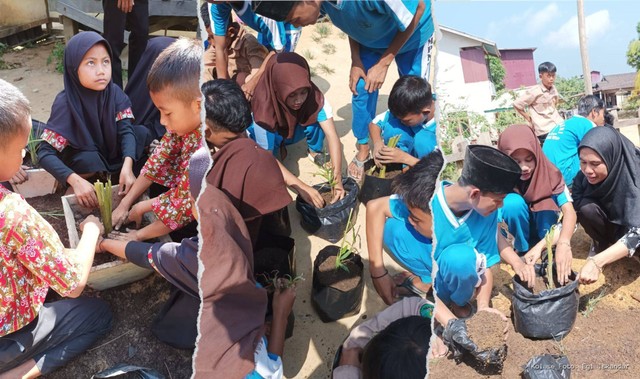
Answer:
[
  {"left": 308, "top": 150, "right": 330, "bottom": 167},
  {"left": 394, "top": 272, "right": 428, "bottom": 298},
  {"left": 347, "top": 155, "right": 369, "bottom": 182}
]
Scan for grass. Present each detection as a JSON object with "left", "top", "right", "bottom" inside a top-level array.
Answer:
[
  {"left": 551, "top": 334, "right": 568, "bottom": 355},
  {"left": 40, "top": 209, "right": 65, "bottom": 219},
  {"left": 440, "top": 162, "right": 460, "bottom": 181},
  {"left": 582, "top": 286, "right": 608, "bottom": 318},
  {"left": 322, "top": 43, "right": 336, "bottom": 55},
  {"left": 314, "top": 23, "right": 332, "bottom": 38},
  {"left": 302, "top": 49, "right": 315, "bottom": 61},
  {"left": 259, "top": 271, "right": 305, "bottom": 290},
  {"left": 316, "top": 63, "right": 335, "bottom": 75},
  {"left": 27, "top": 121, "right": 45, "bottom": 167},
  {"left": 47, "top": 41, "right": 65, "bottom": 73}
]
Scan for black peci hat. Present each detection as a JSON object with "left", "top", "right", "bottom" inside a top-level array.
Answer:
[
  {"left": 460, "top": 145, "right": 521, "bottom": 194},
  {"left": 252, "top": 1, "right": 296, "bottom": 22}
]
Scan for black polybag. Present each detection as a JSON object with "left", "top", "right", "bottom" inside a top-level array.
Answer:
[
  {"left": 442, "top": 319, "right": 507, "bottom": 366},
  {"left": 522, "top": 354, "right": 571, "bottom": 379},
  {"left": 296, "top": 177, "right": 359, "bottom": 243},
  {"left": 512, "top": 263, "right": 579, "bottom": 339}
]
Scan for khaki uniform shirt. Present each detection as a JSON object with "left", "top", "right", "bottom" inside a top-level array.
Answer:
[{"left": 513, "top": 83, "right": 564, "bottom": 136}]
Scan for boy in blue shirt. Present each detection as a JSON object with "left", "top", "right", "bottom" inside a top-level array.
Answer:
[
  {"left": 542, "top": 95, "right": 605, "bottom": 187},
  {"left": 370, "top": 75, "right": 437, "bottom": 171},
  {"left": 366, "top": 151, "right": 443, "bottom": 305},
  {"left": 253, "top": 0, "right": 435, "bottom": 182}
]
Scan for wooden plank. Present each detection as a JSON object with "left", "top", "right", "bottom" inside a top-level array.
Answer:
[
  {"left": 61, "top": 15, "right": 78, "bottom": 42},
  {"left": 0, "top": 18, "right": 49, "bottom": 39},
  {"left": 11, "top": 169, "right": 58, "bottom": 198},
  {"left": 615, "top": 118, "right": 640, "bottom": 128}
]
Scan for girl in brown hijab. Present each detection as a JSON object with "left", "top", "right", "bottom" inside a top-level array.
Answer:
[
  {"left": 249, "top": 52, "right": 345, "bottom": 205},
  {"left": 497, "top": 124, "right": 577, "bottom": 285}
]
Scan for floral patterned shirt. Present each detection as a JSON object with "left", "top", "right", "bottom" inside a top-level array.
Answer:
[
  {"left": 0, "top": 185, "right": 80, "bottom": 337},
  {"left": 619, "top": 227, "right": 640, "bottom": 257},
  {"left": 141, "top": 129, "right": 203, "bottom": 230}
]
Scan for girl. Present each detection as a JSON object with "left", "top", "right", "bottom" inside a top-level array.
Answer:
[
  {"left": 250, "top": 52, "right": 345, "bottom": 205},
  {"left": 497, "top": 124, "right": 577, "bottom": 285},
  {"left": 573, "top": 126, "right": 640, "bottom": 284},
  {"left": 38, "top": 32, "right": 144, "bottom": 208}
]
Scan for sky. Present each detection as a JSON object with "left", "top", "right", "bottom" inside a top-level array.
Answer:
[{"left": 434, "top": 0, "right": 639, "bottom": 78}]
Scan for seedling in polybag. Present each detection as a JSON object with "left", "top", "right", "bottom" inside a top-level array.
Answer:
[{"left": 336, "top": 209, "right": 360, "bottom": 272}]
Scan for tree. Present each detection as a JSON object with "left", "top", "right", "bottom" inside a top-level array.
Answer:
[
  {"left": 555, "top": 76, "right": 585, "bottom": 111},
  {"left": 627, "top": 22, "right": 640, "bottom": 71},
  {"left": 487, "top": 55, "right": 506, "bottom": 93}
]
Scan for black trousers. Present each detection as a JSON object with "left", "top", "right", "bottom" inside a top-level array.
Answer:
[
  {"left": 103, "top": 0, "right": 149, "bottom": 88},
  {"left": 576, "top": 199, "right": 627, "bottom": 253}
]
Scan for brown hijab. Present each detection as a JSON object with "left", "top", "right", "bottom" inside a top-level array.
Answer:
[
  {"left": 498, "top": 124, "right": 566, "bottom": 212},
  {"left": 207, "top": 137, "right": 292, "bottom": 243},
  {"left": 194, "top": 186, "right": 267, "bottom": 378},
  {"left": 251, "top": 52, "right": 324, "bottom": 139}
]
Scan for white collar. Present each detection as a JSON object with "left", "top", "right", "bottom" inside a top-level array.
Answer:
[{"left": 437, "top": 181, "right": 472, "bottom": 228}]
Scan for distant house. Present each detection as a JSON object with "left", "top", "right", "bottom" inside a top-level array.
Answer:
[
  {"left": 592, "top": 72, "right": 637, "bottom": 108},
  {"left": 499, "top": 48, "right": 537, "bottom": 90}
]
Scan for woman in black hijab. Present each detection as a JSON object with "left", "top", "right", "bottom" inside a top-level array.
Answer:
[{"left": 573, "top": 126, "right": 640, "bottom": 284}]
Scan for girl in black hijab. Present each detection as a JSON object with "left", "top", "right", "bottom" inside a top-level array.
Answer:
[
  {"left": 573, "top": 126, "right": 640, "bottom": 284},
  {"left": 37, "top": 32, "right": 143, "bottom": 208}
]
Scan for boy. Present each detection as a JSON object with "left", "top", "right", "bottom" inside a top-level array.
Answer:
[
  {"left": 370, "top": 76, "right": 437, "bottom": 171},
  {"left": 430, "top": 145, "right": 532, "bottom": 357},
  {"left": 253, "top": 0, "right": 435, "bottom": 182},
  {"left": 513, "top": 62, "right": 565, "bottom": 143},
  {"left": 0, "top": 78, "right": 111, "bottom": 378},
  {"left": 111, "top": 38, "right": 203, "bottom": 241},
  {"left": 542, "top": 95, "right": 605, "bottom": 186},
  {"left": 367, "top": 151, "right": 443, "bottom": 305}
]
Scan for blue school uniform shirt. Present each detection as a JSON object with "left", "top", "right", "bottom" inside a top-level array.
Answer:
[
  {"left": 542, "top": 115, "right": 595, "bottom": 186},
  {"left": 373, "top": 110, "right": 436, "bottom": 158},
  {"left": 431, "top": 181, "right": 501, "bottom": 268},
  {"left": 320, "top": 0, "right": 434, "bottom": 53},
  {"left": 210, "top": 2, "right": 299, "bottom": 52},
  {"left": 245, "top": 336, "right": 283, "bottom": 379}
]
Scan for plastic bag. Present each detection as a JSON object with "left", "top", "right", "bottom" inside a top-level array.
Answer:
[
  {"left": 296, "top": 177, "right": 359, "bottom": 243},
  {"left": 442, "top": 319, "right": 506, "bottom": 366},
  {"left": 522, "top": 354, "right": 571, "bottom": 379},
  {"left": 512, "top": 263, "right": 579, "bottom": 339},
  {"left": 92, "top": 363, "right": 164, "bottom": 379}
]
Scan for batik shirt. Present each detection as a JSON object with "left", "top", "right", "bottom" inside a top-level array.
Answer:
[
  {"left": 141, "top": 129, "right": 202, "bottom": 230},
  {"left": 0, "top": 185, "right": 79, "bottom": 337}
]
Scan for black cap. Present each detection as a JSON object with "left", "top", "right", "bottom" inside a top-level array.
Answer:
[
  {"left": 252, "top": 1, "right": 296, "bottom": 22},
  {"left": 460, "top": 145, "right": 521, "bottom": 194}
]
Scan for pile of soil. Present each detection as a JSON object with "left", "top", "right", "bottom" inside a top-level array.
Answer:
[
  {"left": 467, "top": 311, "right": 507, "bottom": 352},
  {"left": 25, "top": 190, "right": 69, "bottom": 248},
  {"left": 316, "top": 250, "right": 362, "bottom": 291},
  {"left": 317, "top": 188, "right": 351, "bottom": 208}
]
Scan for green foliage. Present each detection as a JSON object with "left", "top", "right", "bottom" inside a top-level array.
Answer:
[
  {"left": 379, "top": 134, "right": 401, "bottom": 178},
  {"left": 440, "top": 162, "right": 460, "bottom": 182},
  {"left": 47, "top": 41, "right": 65, "bottom": 74},
  {"left": 316, "top": 63, "right": 335, "bottom": 75},
  {"left": 336, "top": 209, "right": 360, "bottom": 272},
  {"left": 555, "top": 76, "right": 585, "bottom": 111},
  {"left": 544, "top": 214, "right": 563, "bottom": 290},
  {"left": 581, "top": 285, "right": 608, "bottom": 317},
  {"left": 493, "top": 108, "right": 526, "bottom": 134},
  {"left": 94, "top": 179, "right": 113, "bottom": 234},
  {"left": 302, "top": 49, "right": 315, "bottom": 61},
  {"left": 313, "top": 155, "right": 337, "bottom": 198},
  {"left": 438, "top": 103, "right": 490, "bottom": 155},
  {"left": 0, "top": 42, "right": 8, "bottom": 69},
  {"left": 315, "top": 23, "right": 332, "bottom": 38},
  {"left": 322, "top": 43, "right": 336, "bottom": 55},
  {"left": 27, "top": 122, "right": 45, "bottom": 167},
  {"left": 259, "top": 271, "right": 305, "bottom": 291},
  {"left": 627, "top": 22, "right": 640, "bottom": 71},
  {"left": 487, "top": 55, "right": 506, "bottom": 93}
]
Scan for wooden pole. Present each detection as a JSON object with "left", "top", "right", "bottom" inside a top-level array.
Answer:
[{"left": 577, "top": 0, "right": 593, "bottom": 95}]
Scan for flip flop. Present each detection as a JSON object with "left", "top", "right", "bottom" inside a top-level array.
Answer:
[
  {"left": 394, "top": 272, "right": 428, "bottom": 298},
  {"left": 308, "top": 150, "right": 331, "bottom": 167},
  {"left": 347, "top": 155, "right": 368, "bottom": 182}
]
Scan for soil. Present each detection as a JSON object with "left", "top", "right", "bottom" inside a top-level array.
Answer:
[
  {"left": 321, "top": 191, "right": 335, "bottom": 207},
  {"left": 316, "top": 246, "right": 362, "bottom": 292},
  {"left": 366, "top": 166, "right": 403, "bottom": 180},
  {"left": 466, "top": 311, "right": 507, "bottom": 354},
  {"left": 254, "top": 247, "right": 293, "bottom": 285},
  {"left": 25, "top": 190, "right": 69, "bottom": 248},
  {"left": 532, "top": 276, "right": 548, "bottom": 295}
]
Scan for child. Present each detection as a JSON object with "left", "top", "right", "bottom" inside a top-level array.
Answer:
[
  {"left": 194, "top": 175, "right": 295, "bottom": 378},
  {"left": 124, "top": 36, "right": 175, "bottom": 144},
  {"left": 111, "top": 38, "right": 203, "bottom": 241},
  {"left": 573, "top": 127, "right": 640, "bottom": 284},
  {"left": 366, "top": 151, "right": 443, "bottom": 305},
  {"left": 497, "top": 124, "right": 577, "bottom": 285},
  {"left": 0, "top": 78, "right": 111, "bottom": 378},
  {"left": 333, "top": 298, "right": 433, "bottom": 379},
  {"left": 250, "top": 52, "right": 344, "bottom": 207},
  {"left": 37, "top": 31, "right": 144, "bottom": 208},
  {"left": 430, "top": 145, "right": 525, "bottom": 356},
  {"left": 542, "top": 95, "right": 605, "bottom": 186},
  {"left": 513, "top": 62, "right": 565, "bottom": 143},
  {"left": 368, "top": 76, "right": 437, "bottom": 176},
  {"left": 201, "top": 79, "right": 292, "bottom": 245}
]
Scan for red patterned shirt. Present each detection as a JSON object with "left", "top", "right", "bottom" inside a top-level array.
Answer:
[
  {"left": 0, "top": 185, "right": 80, "bottom": 337},
  {"left": 141, "top": 129, "right": 203, "bottom": 230}
]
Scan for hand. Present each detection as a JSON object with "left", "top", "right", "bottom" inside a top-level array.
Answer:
[
  {"left": 349, "top": 63, "right": 367, "bottom": 96},
  {"left": 331, "top": 181, "right": 346, "bottom": 203},
  {"left": 241, "top": 76, "right": 259, "bottom": 100},
  {"left": 9, "top": 166, "right": 29, "bottom": 185},
  {"left": 364, "top": 61, "right": 390, "bottom": 93},
  {"left": 72, "top": 177, "right": 99, "bottom": 208},
  {"left": 338, "top": 347, "right": 362, "bottom": 368},
  {"left": 376, "top": 146, "right": 407, "bottom": 165},
  {"left": 118, "top": 168, "right": 136, "bottom": 196},
  {"left": 95, "top": 236, "right": 105, "bottom": 253},
  {"left": 370, "top": 269, "right": 397, "bottom": 305},
  {"left": 112, "top": 204, "right": 130, "bottom": 230},
  {"left": 578, "top": 258, "right": 600, "bottom": 284},
  {"left": 107, "top": 229, "right": 140, "bottom": 242},
  {"left": 554, "top": 242, "right": 573, "bottom": 286},
  {"left": 514, "top": 261, "right": 536, "bottom": 288},
  {"left": 80, "top": 214, "right": 105, "bottom": 236},
  {"left": 372, "top": 142, "right": 384, "bottom": 167},
  {"left": 117, "top": 0, "right": 135, "bottom": 13},
  {"left": 523, "top": 246, "right": 542, "bottom": 265},
  {"left": 298, "top": 184, "right": 325, "bottom": 208},
  {"left": 127, "top": 202, "right": 145, "bottom": 228},
  {"left": 272, "top": 279, "right": 296, "bottom": 319}
]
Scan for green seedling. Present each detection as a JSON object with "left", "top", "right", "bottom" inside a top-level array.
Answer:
[
  {"left": 40, "top": 210, "right": 65, "bottom": 219},
  {"left": 259, "top": 270, "right": 305, "bottom": 291},
  {"left": 94, "top": 179, "right": 113, "bottom": 234},
  {"left": 544, "top": 213, "right": 564, "bottom": 289},
  {"left": 582, "top": 286, "right": 608, "bottom": 318},
  {"left": 336, "top": 209, "right": 360, "bottom": 272},
  {"left": 378, "top": 134, "right": 401, "bottom": 178},
  {"left": 26, "top": 122, "right": 45, "bottom": 167},
  {"left": 313, "top": 151, "right": 338, "bottom": 201}
]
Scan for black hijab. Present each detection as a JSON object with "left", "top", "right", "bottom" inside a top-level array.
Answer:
[
  {"left": 575, "top": 126, "right": 640, "bottom": 227},
  {"left": 124, "top": 37, "right": 174, "bottom": 140},
  {"left": 46, "top": 31, "right": 131, "bottom": 162}
]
